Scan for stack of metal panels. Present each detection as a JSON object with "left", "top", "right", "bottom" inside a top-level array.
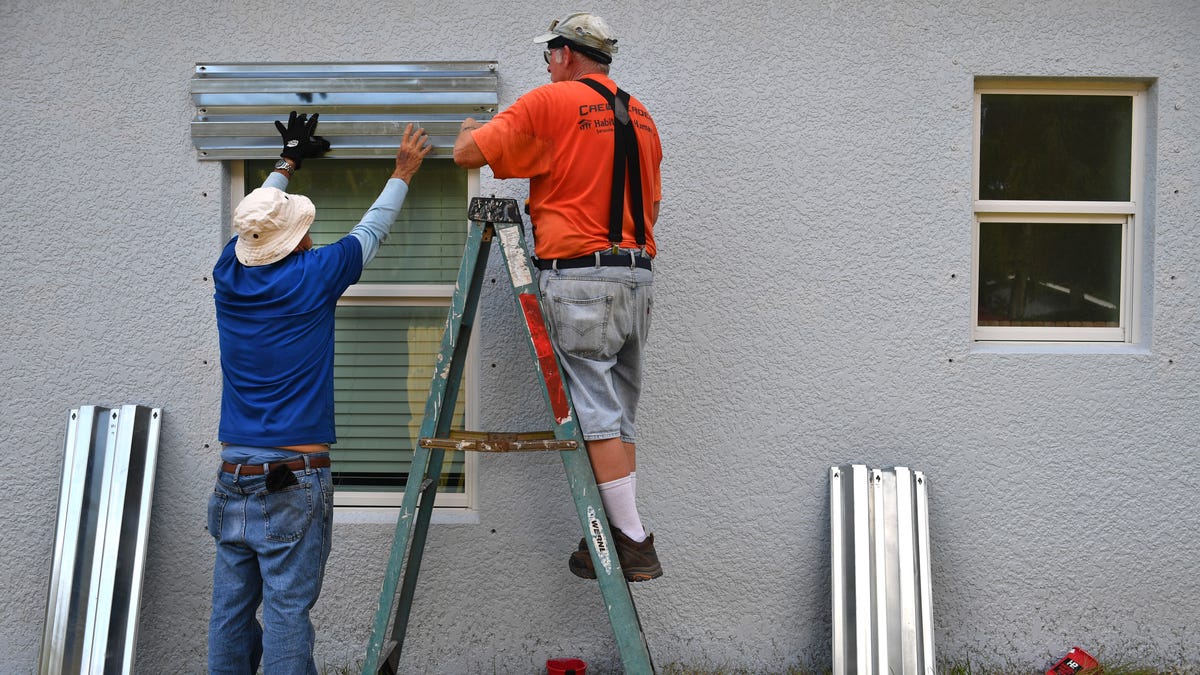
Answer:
[
  {"left": 830, "top": 464, "right": 935, "bottom": 675},
  {"left": 189, "top": 61, "right": 500, "bottom": 160},
  {"left": 40, "top": 405, "right": 162, "bottom": 675}
]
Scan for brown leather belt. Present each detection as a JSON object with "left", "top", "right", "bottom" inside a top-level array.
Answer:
[{"left": 221, "top": 456, "right": 331, "bottom": 475}]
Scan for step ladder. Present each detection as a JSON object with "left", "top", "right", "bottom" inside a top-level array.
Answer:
[{"left": 361, "top": 197, "right": 655, "bottom": 675}]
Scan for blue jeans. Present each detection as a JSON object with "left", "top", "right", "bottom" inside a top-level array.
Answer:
[
  {"left": 207, "top": 453, "right": 333, "bottom": 674},
  {"left": 538, "top": 261, "right": 654, "bottom": 442}
]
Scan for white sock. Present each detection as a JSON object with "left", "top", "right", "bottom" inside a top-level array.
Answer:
[
  {"left": 629, "top": 471, "right": 637, "bottom": 499},
  {"left": 597, "top": 474, "right": 647, "bottom": 542}
]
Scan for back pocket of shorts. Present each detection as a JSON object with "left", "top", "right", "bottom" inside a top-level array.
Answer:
[{"left": 550, "top": 294, "right": 613, "bottom": 357}]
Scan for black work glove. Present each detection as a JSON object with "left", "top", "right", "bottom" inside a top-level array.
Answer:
[{"left": 275, "top": 111, "right": 331, "bottom": 169}]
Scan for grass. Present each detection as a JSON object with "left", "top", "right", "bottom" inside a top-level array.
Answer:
[
  {"left": 322, "top": 659, "right": 1197, "bottom": 674},
  {"left": 326, "top": 662, "right": 813, "bottom": 674},
  {"left": 658, "top": 663, "right": 1195, "bottom": 675},
  {"left": 942, "top": 666, "right": 1192, "bottom": 675}
]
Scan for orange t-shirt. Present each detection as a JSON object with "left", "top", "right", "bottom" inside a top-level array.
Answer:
[{"left": 472, "top": 74, "right": 662, "bottom": 260}]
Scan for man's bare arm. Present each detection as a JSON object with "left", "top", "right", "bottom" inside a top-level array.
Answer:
[{"left": 453, "top": 117, "right": 487, "bottom": 168}]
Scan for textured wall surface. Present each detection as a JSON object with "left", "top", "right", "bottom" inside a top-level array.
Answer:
[{"left": 2, "top": 0, "right": 1198, "bottom": 672}]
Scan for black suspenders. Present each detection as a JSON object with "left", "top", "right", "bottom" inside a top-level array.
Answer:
[{"left": 576, "top": 78, "right": 647, "bottom": 253}]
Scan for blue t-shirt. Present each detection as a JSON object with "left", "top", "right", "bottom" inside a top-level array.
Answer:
[{"left": 213, "top": 235, "right": 363, "bottom": 446}]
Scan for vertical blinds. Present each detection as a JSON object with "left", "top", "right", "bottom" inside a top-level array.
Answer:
[
  {"left": 194, "top": 62, "right": 498, "bottom": 160},
  {"left": 245, "top": 159, "right": 468, "bottom": 492}
]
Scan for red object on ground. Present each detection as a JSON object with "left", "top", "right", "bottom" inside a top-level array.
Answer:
[
  {"left": 1047, "top": 646, "right": 1100, "bottom": 674},
  {"left": 547, "top": 657, "right": 587, "bottom": 675}
]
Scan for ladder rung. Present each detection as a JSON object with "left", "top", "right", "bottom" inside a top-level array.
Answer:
[
  {"left": 419, "top": 430, "right": 578, "bottom": 452},
  {"left": 467, "top": 196, "right": 523, "bottom": 224}
]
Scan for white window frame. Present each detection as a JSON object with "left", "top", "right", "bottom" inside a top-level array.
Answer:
[
  {"left": 971, "top": 79, "right": 1146, "bottom": 344},
  {"left": 229, "top": 162, "right": 481, "bottom": 510}
]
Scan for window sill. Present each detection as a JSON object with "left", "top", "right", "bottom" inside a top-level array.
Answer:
[
  {"left": 969, "top": 342, "right": 1151, "bottom": 356},
  {"left": 333, "top": 507, "right": 480, "bottom": 526}
]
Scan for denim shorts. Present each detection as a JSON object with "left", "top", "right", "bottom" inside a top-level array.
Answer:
[{"left": 538, "top": 261, "right": 653, "bottom": 443}]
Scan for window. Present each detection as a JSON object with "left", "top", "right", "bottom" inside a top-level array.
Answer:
[
  {"left": 972, "top": 80, "right": 1146, "bottom": 342},
  {"left": 193, "top": 61, "right": 497, "bottom": 508},
  {"left": 237, "top": 159, "right": 478, "bottom": 508}
]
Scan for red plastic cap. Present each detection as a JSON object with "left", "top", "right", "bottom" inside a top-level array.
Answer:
[
  {"left": 1047, "top": 646, "right": 1100, "bottom": 675},
  {"left": 547, "top": 657, "right": 587, "bottom": 675}
]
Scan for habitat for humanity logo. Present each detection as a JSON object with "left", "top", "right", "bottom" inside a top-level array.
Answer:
[{"left": 577, "top": 101, "right": 652, "bottom": 133}]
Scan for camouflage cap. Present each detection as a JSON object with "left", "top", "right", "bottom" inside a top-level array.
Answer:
[{"left": 533, "top": 13, "right": 618, "bottom": 61}]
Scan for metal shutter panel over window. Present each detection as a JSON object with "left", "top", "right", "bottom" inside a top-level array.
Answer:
[{"left": 190, "top": 62, "right": 498, "bottom": 160}]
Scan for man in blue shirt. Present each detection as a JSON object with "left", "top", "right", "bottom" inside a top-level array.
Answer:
[{"left": 208, "top": 112, "right": 430, "bottom": 674}]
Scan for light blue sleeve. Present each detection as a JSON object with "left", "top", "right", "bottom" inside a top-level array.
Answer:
[
  {"left": 349, "top": 178, "right": 410, "bottom": 267},
  {"left": 263, "top": 171, "right": 289, "bottom": 191},
  {"left": 261, "top": 170, "right": 408, "bottom": 267}
]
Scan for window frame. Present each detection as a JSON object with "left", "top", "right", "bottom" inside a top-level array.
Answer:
[
  {"left": 971, "top": 79, "right": 1147, "bottom": 344},
  {"left": 228, "top": 161, "right": 481, "bottom": 509}
]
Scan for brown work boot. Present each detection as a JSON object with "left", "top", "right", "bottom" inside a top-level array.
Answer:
[{"left": 569, "top": 528, "right": 663, "bottom": 582}]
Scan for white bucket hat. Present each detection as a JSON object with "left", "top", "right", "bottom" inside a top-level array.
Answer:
[{"left": 232, "top": 187, "right": 315, "bottom": 266}]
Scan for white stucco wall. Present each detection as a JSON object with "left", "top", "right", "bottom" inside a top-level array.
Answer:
[{"left": 3, "top": 0, "right": 1197, "bottom": 672}]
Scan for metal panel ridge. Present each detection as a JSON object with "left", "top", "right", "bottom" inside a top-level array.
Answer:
[
  {"left": 195, "top": 61, "right": 497, "bottom": 75},
  {"left": 113, "top": 405, "right": 163, "bottom": 672},
  {"left": 40, "top": 406, "right": 111, "bottom": 674}
]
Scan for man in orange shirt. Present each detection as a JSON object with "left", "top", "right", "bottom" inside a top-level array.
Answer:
[{"left": 454, "top": 12, "right": 664, "bottom": 581}]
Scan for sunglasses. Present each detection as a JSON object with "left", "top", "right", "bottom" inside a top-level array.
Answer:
[{"left": 543, "top": 36, "right": 571, "bottom": 64}]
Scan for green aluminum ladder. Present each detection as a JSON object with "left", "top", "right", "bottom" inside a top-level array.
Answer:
[{"left": 361, "top": 197, "right": 654, "bottom": 675}]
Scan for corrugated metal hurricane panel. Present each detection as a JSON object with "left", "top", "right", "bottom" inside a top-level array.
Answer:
[
  {"left": 190, "top": 62, "right": 499, "bottom": 160},
  {"left": 39, "top": 405, "right": 162, "bottom": 675},
  {"left": 830, "top": 465, "right": 935, "bottom": 675},
  {"left": 40, "top": 406, "right": 109, "bottom": 674}
]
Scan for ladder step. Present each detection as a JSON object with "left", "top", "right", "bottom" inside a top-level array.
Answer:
[{"left": 419, "top": 430, "right": 578, "bottom": 452}]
